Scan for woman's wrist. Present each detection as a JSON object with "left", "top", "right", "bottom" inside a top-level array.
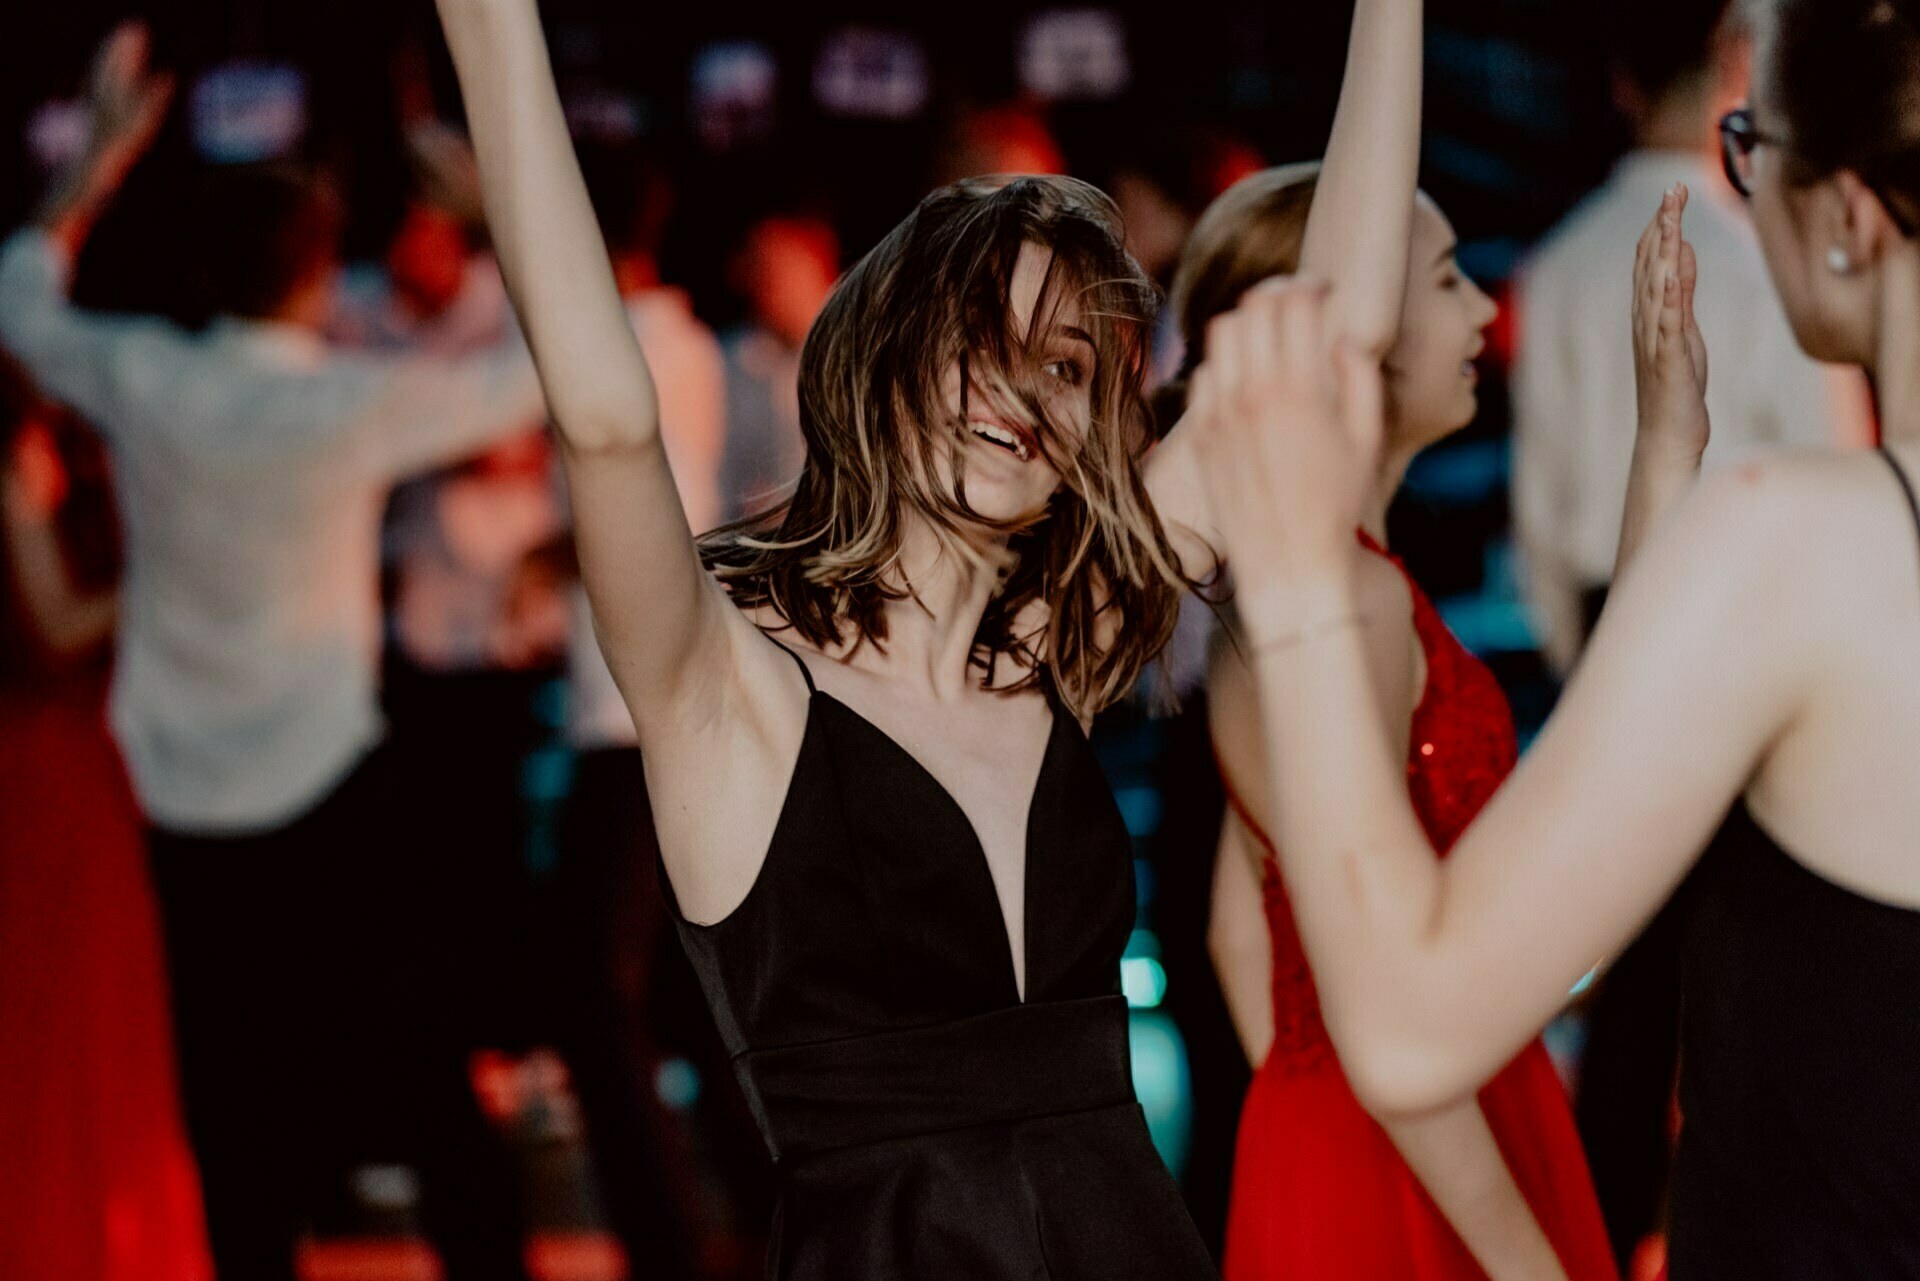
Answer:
[{"left": 1236, "top": 570, "right": 1365, "bottom": 654}]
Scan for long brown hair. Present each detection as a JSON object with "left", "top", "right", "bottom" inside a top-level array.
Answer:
[
  {"left": 700, "top": 175, "right": 1186, "bottom": 719},
  {"left": 1170, "top": 163, "right": 1323, "bottom": 381}
]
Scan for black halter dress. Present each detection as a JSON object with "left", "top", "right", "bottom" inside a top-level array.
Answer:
[
  {"left": 660, "top": 645, "right": 1216, "bottom": 1280},
  {"left": 1669, "top": 448, "right": 1920, "bottom": 1279}
]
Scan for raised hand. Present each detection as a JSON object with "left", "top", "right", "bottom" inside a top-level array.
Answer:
[
  {"left": 1617, "top": 185, "right": 1713, "bottom": 577},
  {"left": 1632, "top": 184, "right": 1710, "bottom": 462},
  {"left": 38, "top": 22, "right": 174, "bottom": 251},
  {"left": 1189, "top": 278, "right": 1387, "bottom": 632},
  {"left": 84, "top": 22, "right": 174, "bottom": 177}
]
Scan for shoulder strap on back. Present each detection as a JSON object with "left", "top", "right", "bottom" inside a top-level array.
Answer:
[
  {"left": 763, "top": 634, "right": 817, "bottom": 694},
  {"left": 1879, "top": 446, "right": 1920, "bottom": 576}
]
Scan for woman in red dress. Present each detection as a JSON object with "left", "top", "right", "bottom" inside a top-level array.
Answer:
[
  {"left": 0, "top": 360, "right": 209, "bottom": 1281},
  {"left": 1166, "top": 84, "right": 1616, "bottom": 1281}
]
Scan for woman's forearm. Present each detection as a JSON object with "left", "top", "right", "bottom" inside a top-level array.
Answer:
[
  {"left": 1616, "top": 433, "right": 1704, "bottom": 583},
  {"left": 435, "top": 0, "right": 658, "bottom": 448},
  {"left": 1382, "top": 1102, "right": 1572, "bottom": 1281},
  {"left": 1243, "top": 576, "right": 1465, "bottom": 1113}
]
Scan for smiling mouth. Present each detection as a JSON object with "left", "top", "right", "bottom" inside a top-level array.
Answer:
[{"left": 969, "top": 420, "right": 1034, "bottom": 462}]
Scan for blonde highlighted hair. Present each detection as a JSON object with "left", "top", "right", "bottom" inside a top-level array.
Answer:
[{"left": 700, "top": 175, "right": 1189, "bottom": 720}]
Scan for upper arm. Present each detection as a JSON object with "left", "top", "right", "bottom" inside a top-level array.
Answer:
[
  {"left": 436, "top": 0, "right": 746, "bottom": 733},
  {"left": 1209, "top": 809, "right": 1276, "bottom": 1068},
  {"left": 1417, "top": 463, "right": 1816, "bottom": 1084},
  {"left": 558, "top": 436, "right": 754, "bottom": 730},
  {"left": 1295, "top": 0, "right": 1422, "bottom": 357}
]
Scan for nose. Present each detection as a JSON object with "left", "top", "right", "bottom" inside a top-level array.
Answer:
[{"left": 1471, "top": 279, "right": 1498, "bottom": 329}]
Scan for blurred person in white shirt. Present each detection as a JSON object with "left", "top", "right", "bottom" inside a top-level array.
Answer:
[
  {"left": 1512, "top": 0, "right": 1872, "bottom": 678},
  {"left": 0, "top": 29, "right": 546, "bottom": 1281}
]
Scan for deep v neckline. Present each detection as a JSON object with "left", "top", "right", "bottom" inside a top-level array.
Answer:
[{"left": 812, "top": 686, "right": 1065, "bottom": 1006}]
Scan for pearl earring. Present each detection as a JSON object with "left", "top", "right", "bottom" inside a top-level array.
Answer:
[{"left": 1828, "top": 246, "right": 1853, "bottom": 275}]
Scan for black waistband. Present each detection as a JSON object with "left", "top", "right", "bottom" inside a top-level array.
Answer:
[{"left": 735, "top": 994, "right": 1136, "bottom": 1163}]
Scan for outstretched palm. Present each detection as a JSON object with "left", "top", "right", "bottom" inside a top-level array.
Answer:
[
  {"left": 85, "top": 23, "right": 173, "bottom": 170},
  {"left": 1632, "top": 185, "right": 1711, "bottom": 460}
]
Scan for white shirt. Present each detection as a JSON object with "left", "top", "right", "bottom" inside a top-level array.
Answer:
[
  {"left": 566, "top": 289, "right": 726, "bottom": 750},
  {"left": 331, "top": 258, "right": 565, "bottom": 672},
  {"left": 1512, "top": 152, "right": 1872, "bottom": 673},
  {"left": 0, "top": 229, "right": 546, "bottom": 833}
]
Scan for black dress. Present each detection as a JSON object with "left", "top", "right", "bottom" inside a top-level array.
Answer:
[
  {"left": 661, "top": 644, "right": 1217, "bottom": 1280},
  {"left": 1669, "top": 448, "right": 1920, "bottom": 1280}
]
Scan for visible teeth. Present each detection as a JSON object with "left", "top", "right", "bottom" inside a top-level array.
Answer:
[{"left": 969, "top": 421, "right": 1031, "bottom": 461}]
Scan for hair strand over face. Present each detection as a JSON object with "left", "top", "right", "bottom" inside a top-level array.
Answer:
[{"left": 699, "top": 176, "right": 1189, "bottom": 720}]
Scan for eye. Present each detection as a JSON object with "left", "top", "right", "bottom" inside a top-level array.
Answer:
[{"left": 1043, "top": 357, "right": 1086, "bottom": 386}]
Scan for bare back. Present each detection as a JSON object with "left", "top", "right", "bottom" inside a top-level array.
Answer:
[{"left": 1741, "top": 443, "right": 1920, "bottom": 907}]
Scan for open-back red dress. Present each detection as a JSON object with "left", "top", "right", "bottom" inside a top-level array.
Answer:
[{"left": 1219, "top": 534, "right": 1616, "bottom": 1281}]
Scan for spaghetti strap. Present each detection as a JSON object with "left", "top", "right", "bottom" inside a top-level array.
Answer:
[
  {"left": 1880, "top": 446, "right": 1920, "bottom": 563},
  {"left": 763, "top": 634, "right": 817, "bottom": 694}
]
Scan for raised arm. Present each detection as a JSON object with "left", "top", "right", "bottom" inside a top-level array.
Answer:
[
  {"left": 1297, "top": 0, "right": 1424, "bottom": 358},
  {"left": 432, "top": 0, "right": 741, "bottom": 718},
  {"left": 1144, "top": 0, "right": 1421, "bottom": 577},
  {"left": 0, "top": 25, "right": 176, "bottom": 433},
  {"left": 1191, "top": 278, "right": 1803, "bottom": 1119}
]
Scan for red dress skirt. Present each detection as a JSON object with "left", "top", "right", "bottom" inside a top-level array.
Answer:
[
  {"left": 0, "top": 670, "right": 210, "bottom": 1281},
  {"left": 1220, "top": 536, "right": 1616, "bottom": 1281}
]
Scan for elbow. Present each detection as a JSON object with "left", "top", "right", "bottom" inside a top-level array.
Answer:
[
  {"left": 550, "top": 402, "right": 661, "bottom": 455},
  {"left": 1335, "top": 1016, "right": 1482, "bottom": 1123},
  {"left": 1343, "top": 320, "right": 1398, "bottom": 367}
]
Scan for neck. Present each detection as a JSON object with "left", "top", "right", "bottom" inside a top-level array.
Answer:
[
  {"left": 1363, "top": 439, "right": 1419, "bottom": 546},
  {"left": 870, "top": 519, "right": 1012, "bottom": 700},
  {"left": 1637, "top": 78, "right": 1716, "bottom": 156},
  {"left": 1875, "top": 246, "right": 1920, "bottom": 443}
]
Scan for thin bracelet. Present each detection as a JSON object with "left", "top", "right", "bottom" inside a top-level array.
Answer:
[{"left": 1248, "top": 611, "right": 1371, "bottom": 657}]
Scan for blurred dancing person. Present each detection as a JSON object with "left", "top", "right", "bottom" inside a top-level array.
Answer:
[
  {"left": 0, "top": 27, "right": 549, "bottom": 1281},
  {"left": 1165, "top": 2, "right": 1613, "bottom": 1276}
]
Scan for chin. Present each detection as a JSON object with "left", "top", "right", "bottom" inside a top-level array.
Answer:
[{"left": 952, "top": 480, "right": 1053, "bottom": 530}]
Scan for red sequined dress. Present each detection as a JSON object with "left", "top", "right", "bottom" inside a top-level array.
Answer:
[{"left": 1219, "top": 533, "right": 1616, "bottom": 1281}]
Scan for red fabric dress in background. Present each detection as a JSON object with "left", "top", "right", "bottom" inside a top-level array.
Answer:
[
  {"left": 1219, "top": 535, "right": 1616, "bottom": 1281},
  {"left": 0, "top": 412, "right": 209, "bottom": 1281}
]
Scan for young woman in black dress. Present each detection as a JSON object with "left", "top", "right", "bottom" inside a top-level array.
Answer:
[
  {"left": 1190, "top": 1, "right": 1920, "bottom": 1276},
  {"left": 430, "top": 0, "right": 1421, "bottom": 1275}
]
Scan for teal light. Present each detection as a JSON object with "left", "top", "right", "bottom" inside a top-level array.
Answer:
[
  {"left": 1129, "top": 1011, "right": 1193, "bottom": 1177},
  {"left": 1121, "top": 956, "right": 1167, "bottom": 1009},
  {"left": 654, "top": 1057, "right": 702, "bottom": 1111}
]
